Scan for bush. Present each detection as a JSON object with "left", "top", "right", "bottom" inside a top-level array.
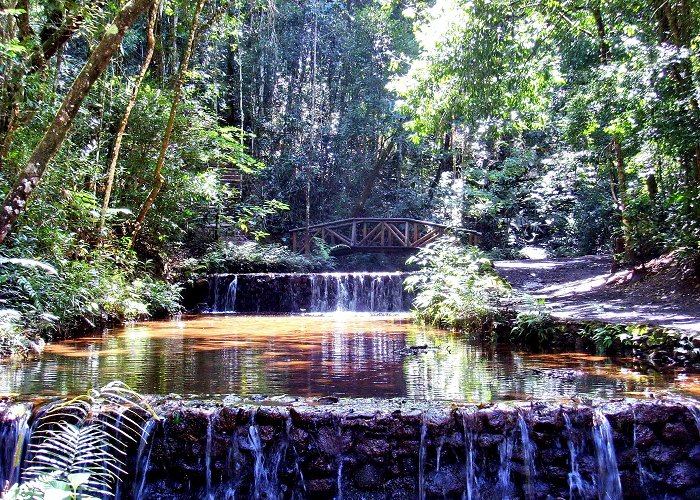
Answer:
[
  {"left": 0, "top": 251, "right": 182, "bottom": 356},
  {"left": 404, "top": 236, "right": 511, "bottom": 330},
  {"left": 193, "top": 239, "right": 335, "bottom": 275}
]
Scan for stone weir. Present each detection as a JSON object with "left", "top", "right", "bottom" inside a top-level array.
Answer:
[
  {"left": 206, "top": 272, "right": 413, "bottom": 313},
  {"left": 2, "top": 398, "right": 700, "bottom": 499}
]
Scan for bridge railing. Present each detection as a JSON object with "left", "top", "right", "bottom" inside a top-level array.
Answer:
[{"left": 290, "top": 218, "right": 480, "bottom": 253}]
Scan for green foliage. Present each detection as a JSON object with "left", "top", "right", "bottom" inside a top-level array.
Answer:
[
  {"left": 509, "top": 303, "right": 563, "bottom": 348},
  {"left": 192, "top": 239, "right": 335, "bottom": 275},
  {"left": 404, "top": 236, "right": 511, "bottom": 330},
  {"left": 5, "top": 381, "right": 155, "bottom": 499},
  {"left": 588, "top": 324, "right": 629, "bottom": 354},
  {"left": 0, "top": 247, "right": 182, "bottom": 356}
]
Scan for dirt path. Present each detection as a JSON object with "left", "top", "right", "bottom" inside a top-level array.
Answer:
[{"left": 494, "top": 255, "right": 700, "bottom": 332}]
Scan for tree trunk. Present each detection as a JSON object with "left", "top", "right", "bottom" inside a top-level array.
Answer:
[
  {"left": 591, "top": 5, "right": 611, "bottom": 64},
  {"left": 131, "top": 0, "right": 206, "bottom": 245},
  {"left": 0, "top": 0, "right": 156, "bottom": 245},
  {"left": 612, "top": 137, "right": 634, "bottom": 262},
  {"left": 352, "top": 139, "right": 394, "bottom": 217},
  {"left": 99, "top": 3, "right": 158, "bottom": 234},
  {"left": 428, "top": 131, "right": 452, "bottom": 201}
]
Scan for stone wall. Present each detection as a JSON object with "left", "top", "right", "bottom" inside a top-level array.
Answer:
[
  {"left": 3, "top": 398, "right": 699, "bottom": 499},
  {"left": 136, "top": 399, "right": 700, "bottom": 499}
]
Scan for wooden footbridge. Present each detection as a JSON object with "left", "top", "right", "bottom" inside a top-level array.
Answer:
[{"left": 290, "top": 218, "right": 480, "bottom": 254}]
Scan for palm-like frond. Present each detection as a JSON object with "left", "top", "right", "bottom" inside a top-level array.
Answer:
[{"left": 21, "top": 381, "right": 158, "bottom": 497}]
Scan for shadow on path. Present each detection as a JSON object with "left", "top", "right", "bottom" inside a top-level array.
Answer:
[{"left": 494, "top": 256, "right": 700, "bottom": 333}]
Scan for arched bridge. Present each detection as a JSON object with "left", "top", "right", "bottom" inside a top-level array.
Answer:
[{"left": 290, "top": 218, "right": 480, "bottom": 254}]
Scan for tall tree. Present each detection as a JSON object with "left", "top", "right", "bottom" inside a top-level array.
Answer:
[
  {"left": 0, "top": 0, "right": 156, "bottom": 245},
  {"left": 131, "top": 0, "right": 207, "bottom": 245},
  {"left": 99, "top": 2, "right": 159, "bottom": 234}
]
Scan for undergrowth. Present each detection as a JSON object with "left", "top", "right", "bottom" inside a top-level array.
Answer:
[
  {"left": 508, "top": 307, "right": 700, "bottom": 365},
  {"left": 404, "top": 236, "right": 512, "bottom": 331},
  {"left": 0, "top": 248, "right": 181, "bottom": 357},
  {"left": 180, "top": 239, "right": 335, "bottom": 277}
]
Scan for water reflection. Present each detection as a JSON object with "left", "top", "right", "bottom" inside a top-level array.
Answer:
[{"left": 0, "top": 314, "right": 698, "bottom": 401}]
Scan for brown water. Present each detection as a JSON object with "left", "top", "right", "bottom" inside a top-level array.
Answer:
[{"left": 1, "top": 314, "right": 698, "bottom": 401}]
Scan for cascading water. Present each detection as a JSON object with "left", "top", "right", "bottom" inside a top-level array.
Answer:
[
  {"left": 497, "top": 432, "right": 515, "bottom": 498},
  {"left": 0, "top": 403, "right": 31, "bottom": 492},
  {"left": 335, "top": 459, "right": 344, "bottom": 500},
  {"left": 435, "top": 434, "right": 445, "bottom": 472},
  {"left": 518, "top": 413, "right": 537, "bottom": 500},
  {"left": 418, "top": 413, "right": 428, "bottom": 500},
  {"left": 2, "top": 401, "right": 699, "bottom": 498},
  {"left": 249, "top": 411, "right": 274, "bottom": 499},
  {"left": 207, "top": 272, "right": 411, "bottom": 313},
  {"left": 461, "top": 410, "right": 479, "bottom": 500},
  {"left": 205, "top": 413, "right": 214, "bottom": 500},
  {"left": 591, "top": 409, "right": 622, "bottom": 500},
  {"left": 564, "top": 413, "right": 590, "bottom": 498},
  {"left": 132, "top": 418, "right": 158, "bottom": 500}
]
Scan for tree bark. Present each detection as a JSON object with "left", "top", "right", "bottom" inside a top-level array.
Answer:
[
  {"left": 591, "top": 5, "right": 611, "bottom": 64},
  {"left": 612, "top": 137, "right": 634, "bottom": 262},
  {"left": 99, "top": 3, "right": 158, "bottom": 234},
  {"left": 131, "top": 0, "right": 206, "bottom": 245},
  {"left": 351, "top": 138, "right": 394, "bottom": 217},
  {"left": 0, "top": 0, "right": 156, "bottom": 245}
]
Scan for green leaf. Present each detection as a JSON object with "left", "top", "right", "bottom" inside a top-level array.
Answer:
[{"left": 67, "top": 472, "right": 91, "bottom": 491}]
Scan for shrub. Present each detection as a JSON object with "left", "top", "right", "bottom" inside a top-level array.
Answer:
[
  {"left": 404, "top": 236, "right": 511, "bottom": 330},
  {"left": 194, "top": 239, "right": 335, "bottom": 275}
]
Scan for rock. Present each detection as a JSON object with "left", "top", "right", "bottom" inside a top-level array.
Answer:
[
  {"left": 485, "top": 409, "right": 515, "bottom": 433},
  {"left": 635, "top": 402, "right": 680, "bottom": 426},
  {"left": 689, "top": 444, "right": 700, "bottom": 463},
  {"left": 634, "top": 424, "right": 656, "bottom": 448},
  {"left": 645, "top": 444, "right": 680, "bottom": 466},
  {"left": 306, "top": 478, "right": 336, "bottom": 495},
  {"left": 317, "top": 396, "right": 339, "bottom": 404},
  {"left": 477, "top": 433, "right": 504, "bottom": 449},
  {"left": 356, "top": 438, "right": 391, "bottom": 459},
  {"left": 425, "top": 466, "right": 464, "bottom": 496},
  {"left": 663, "top": 422, "right": 693, "bottom": 444},
  {"left": 668, "top": 462, "right": 700, "bottom": 490},
  {"left": 354, "top": 463, "right": 385, "bottom": 489}
]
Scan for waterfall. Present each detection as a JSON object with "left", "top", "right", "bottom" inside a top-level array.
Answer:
[
  {"left": 435, "top": 434, "right": 445, "bottom": 472},
  {"left": 208, "top": 272, "right": 411, "bottom": 313},
  {"left": 249, "top": 411, "right": 273, "bottom": 499},
  {"left": 205, "top": 413, "right": 214, "bottom": 500},
  {"left": 686, "top": 403, "right": 700, "bottom": 436},
  {"left": 497, "top": 432, "right": 514, "bottom": 498},
  {"left": 0, "top": 403, "right": 31, "bottom": 492},
  {"left": 335, "top": 459, "right": 344, "bottom": 500},
  {"left": 631, "top": 407, "right": 648, "bottom": 491},
  {"left": 591, "top": 409, "right": 622, "bottom": 500},
  {"left": 225, "top": 276, "right": 237, "bottom": 313},
  {"left": 287, "top": 416, "right": 306, "bottom": 497},
  {"left": 518, "top": 413, "right": 537, "bottom": 500},
  {"left": 418, "top": 413, "right": 428, "bottom": 500},
  {"left": 564, "top": 413, "right": 589, "bottom": 498},
  {"left": 336, "top": 275, "right": 349, "bottom": 312},
  {"left": 132, "top": 418, "right": 158, "bottom": 500},
  {"left": 461, "top": 410, "right": 479, "bottom": 500}
]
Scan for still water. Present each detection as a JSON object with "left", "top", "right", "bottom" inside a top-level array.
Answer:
[{"left": 1, "top": 314, "right": 698, "bottom": 401}]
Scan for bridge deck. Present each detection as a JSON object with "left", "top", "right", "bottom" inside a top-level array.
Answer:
[{"left": 290, "top": 218, "right": 480, "bottom": 253}]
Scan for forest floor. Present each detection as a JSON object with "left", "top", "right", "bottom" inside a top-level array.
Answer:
[{"left": 494, "top": 253, "right": 700, "bottom": 332}]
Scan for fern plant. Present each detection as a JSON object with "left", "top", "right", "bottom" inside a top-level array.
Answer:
[
  {"left": 4, "top": 382, "right": 157, "bottom": 500},
  {"left": 404, "top": 236, "right": 511, "bottom": 330}
]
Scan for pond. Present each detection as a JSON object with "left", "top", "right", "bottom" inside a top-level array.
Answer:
[{"left": 2, "top": 314, "right": 698, "bottom": 401}]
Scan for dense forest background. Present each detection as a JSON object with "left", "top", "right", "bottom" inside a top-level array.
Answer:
[{"left": 0, "top": 0, "right": 698, "bottom": 352}]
